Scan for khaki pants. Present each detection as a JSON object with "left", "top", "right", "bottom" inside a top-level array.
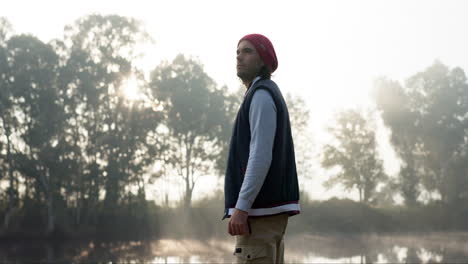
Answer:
[{"left": 234, "top": 214, "right": 289, "bottom": 264}]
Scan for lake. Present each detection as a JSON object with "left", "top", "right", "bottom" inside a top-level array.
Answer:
[{"left": 1, "top": 232, "right": 468, "bottom": 263}]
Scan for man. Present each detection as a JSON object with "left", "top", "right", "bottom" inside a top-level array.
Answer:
[{"left": 224, "top": 33, "right": 300, "bottom": 263}]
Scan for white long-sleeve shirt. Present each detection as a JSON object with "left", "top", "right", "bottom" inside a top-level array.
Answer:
[{"left": 235, "top": 78, "right": 277, "bottom": 212}]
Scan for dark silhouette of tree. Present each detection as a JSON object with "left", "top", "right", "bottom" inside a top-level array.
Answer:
[
  {"left": 374, "top": 61, "right": 468, "bottom": 204},
  {"left": 148, "top": 54, "right": 232, "bottom": 208},
  {"left": 4, "top": 34, "right": 64, "bottom": 234},
  {"left": 0, "top": 14, "right": 164, "bottom": 235},
  {"left": 322, "top": 109, "right": 387, "bottom": 203},
  {"left": 58, "top": 14, "right": 160, "bottom": 227},
  {"left": 0, "top": 17, "right": 18, "bottom": 232}
]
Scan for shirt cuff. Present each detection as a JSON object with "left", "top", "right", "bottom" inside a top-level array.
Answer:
[{"left": 235, "top": 197, "right": 252, "bottom": 212}]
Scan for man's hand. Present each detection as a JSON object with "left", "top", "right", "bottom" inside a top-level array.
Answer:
[{"left": 228, "top": 208, "right": 249, "bottom": 236}]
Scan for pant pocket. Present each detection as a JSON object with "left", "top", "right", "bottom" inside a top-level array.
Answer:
[{"left": 234, "top": 245, "right": 267, "bottom": 262}]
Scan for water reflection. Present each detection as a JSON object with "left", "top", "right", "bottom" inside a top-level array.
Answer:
[
  {"left": 1, "top": 233, "right": 468, "bottom": 263},
  {"left": 285, "top": 233, "right": 466, "bottom": 263}
]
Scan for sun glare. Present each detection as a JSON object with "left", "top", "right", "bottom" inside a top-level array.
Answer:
[{"left": 122, "top": 76, "right": 141, "bottom": 101}]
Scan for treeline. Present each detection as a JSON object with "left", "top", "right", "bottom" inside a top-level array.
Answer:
[
  {"left": 141, "top": 195, "right": 468, "bottom": 240},
  {"left": 0, "top": 14, "right": 244, "bottom": 238},
  {"left": 1, "top": 13, "right": 468, "bottom": 239}
]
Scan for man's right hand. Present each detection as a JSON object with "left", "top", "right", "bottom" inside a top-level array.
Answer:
[{"left": 228, "top": 208, "right": 249, "bottom": 236}]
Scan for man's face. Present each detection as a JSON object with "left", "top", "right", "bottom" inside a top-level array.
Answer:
[{"left": 236, "top": 40, "right": 264, "bottom": 83}]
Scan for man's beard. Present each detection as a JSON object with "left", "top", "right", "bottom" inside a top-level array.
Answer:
[{"left": 237, "top": 70, "right": 256, "bottom": 84}]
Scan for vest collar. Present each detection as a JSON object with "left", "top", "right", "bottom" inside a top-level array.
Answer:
[
  {"left": 245, "top": 76, "right": 262, "bottom": 96},
  {"left": 250, "top": 76, "right": 262, "bottom": 88}
]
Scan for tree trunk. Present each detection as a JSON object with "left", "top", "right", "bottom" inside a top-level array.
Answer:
[
  {"left": 184, "top": 186, "right": 193, "bottom": 209},
  {"left": 75, "top": 194, "right": 81, "bottom": 226},
  {"left": 3, "top": 208, "right": 14, "bottom": 232},
  {"left": 46, "top": 244, "right": 55, "bottom": 263},
  {"left": 2, "top": 126, "right": 15, "bottom": 231},
  {"left": 184, "top": 137, "right": 193, "bottom": 209},
  {"left": 104, "top": 159, "right": 120, "bottom": 210},
  {"left": 46, "top": 194, "right": 55, "bottom": 234},
  {"left": 38, "top": 171, "right": 55, "bottom": 235}
]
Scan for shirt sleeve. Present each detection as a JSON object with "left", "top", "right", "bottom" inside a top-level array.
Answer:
[{"left": 235, "top": 89, "right": 277, "bottom": 212}]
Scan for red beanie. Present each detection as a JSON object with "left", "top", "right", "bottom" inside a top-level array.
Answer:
[{"left": 238, "top": 33, "right": 278, "bottom": 73}]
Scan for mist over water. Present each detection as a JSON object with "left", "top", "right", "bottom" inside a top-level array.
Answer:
[{"left": 2, "top": 232, "right": 468, "bottom": 263}]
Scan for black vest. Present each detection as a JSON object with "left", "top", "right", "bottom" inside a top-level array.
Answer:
[{"left": 224, "top": 79, "right": 299, "bottom": 216}]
